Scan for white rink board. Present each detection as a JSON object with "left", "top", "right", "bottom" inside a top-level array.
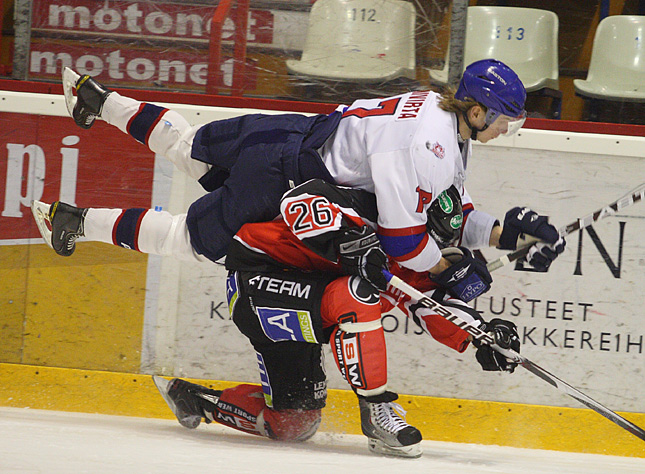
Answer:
[{"left": 141, "top": 108, "right": 645, "bottom": 413}]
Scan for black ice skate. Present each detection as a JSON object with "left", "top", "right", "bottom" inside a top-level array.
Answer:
[
  {"left": 359, "top": 391, "right": 422, "bottom": 458},
  {"left": 153, "top": 376, "right": 222, "bottom": 429},
  {"left": 62, "top": 67, "right": 112, "bottom": 129},
  {"left": 30, "top": 200, "right": 88, "bottom": 257}
]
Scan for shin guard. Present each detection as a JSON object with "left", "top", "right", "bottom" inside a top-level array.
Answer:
[{"left": 322, "top": 276, "right": 388, "bottom": 396}]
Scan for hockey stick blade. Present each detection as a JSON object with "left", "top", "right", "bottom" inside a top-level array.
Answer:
[
  {"left": 487, "top": 183, "right": 645, "bottom": 272},
  {"left": 383, "top": 270, "right": 645, "bottom": 442}
]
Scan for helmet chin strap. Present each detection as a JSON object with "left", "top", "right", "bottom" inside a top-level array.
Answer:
[{"left": 462, "top": 111, "right": 488, "bottom": 141}]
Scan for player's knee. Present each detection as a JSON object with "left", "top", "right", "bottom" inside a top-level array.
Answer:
[
  {"left": 138, "top": 211, "right": 196, "bottom": 259},
  {"left": 262, "top": 408, "right": 322, "bottom": 442},
  {"left": 321, "top": 275, "right": 381, "bottom": 329}
]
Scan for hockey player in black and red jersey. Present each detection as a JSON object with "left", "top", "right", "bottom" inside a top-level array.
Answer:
[{"left": 153, "top": 179, "right": 523, "bottom": 458}]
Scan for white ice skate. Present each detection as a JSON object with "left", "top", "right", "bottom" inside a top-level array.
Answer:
[{"left": 359, "top": 392, "right": 423, "bottom": 458}]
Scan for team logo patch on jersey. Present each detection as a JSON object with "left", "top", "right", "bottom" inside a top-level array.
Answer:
[
  {"left": 348, "top": 276, "right": 380, "bottom": 305},
  {"left": 427, "top": 141, "right": 445, "bottom": 159},
  {"left": 256, "top": 307, "right": 319, "bottom": 343}
]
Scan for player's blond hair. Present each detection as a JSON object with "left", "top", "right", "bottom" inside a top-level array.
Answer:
[{"left": 438, "top": 87, "right": 482, "bottom": 114}]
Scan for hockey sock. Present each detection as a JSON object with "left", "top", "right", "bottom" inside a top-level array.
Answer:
[
  {"left": 100, "top": 92, "right": 173, "bottom": 147},
  {"left": 215, "top": 384, "right": 321, "bottom": 441},
  {"left": 112, "top": 208, "right": 148, "bottom": 250},
  {"left": 100, "top": 93, "right": 208, "bottom": 180},
  {"left": 84, "top": 208, "right": 206, "bottom": 261},
  {"left": 100, "top": 92, "right": 144, "bottom": 134},
  {"left": 83, "top": 208, "right": 123, "bottom": 244}
]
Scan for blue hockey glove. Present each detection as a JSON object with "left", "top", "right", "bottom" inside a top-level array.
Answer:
[
  {"left": 472, "top": 318, "right": 521, "bottom": 373},
  {"left": 498, "top": 207, "right": 559, "bottom": 250},
  {"left": 430, "top": 247, "right": 492, "bottom": 302}
]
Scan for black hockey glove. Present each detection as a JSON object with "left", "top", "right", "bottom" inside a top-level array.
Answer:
[
  {"left": 498, "top": 207, "right": 560, "bottom": 250},
  {"left": 336, "top": 226, "right": 388, "bottom": 291},
  {"left": 430, "top": 247, "right": 492, "bottom": 302},
  {"left": 473, "top": 318, "right": 521, "bottom": 373}
]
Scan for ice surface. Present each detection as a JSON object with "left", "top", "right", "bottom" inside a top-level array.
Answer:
[{"left": 1, "top": 407, "right": 644, "bottom": 474}]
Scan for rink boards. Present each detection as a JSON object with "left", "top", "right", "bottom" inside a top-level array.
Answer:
[{"left": 0, "top": 88, "right": 644, "bottom": 457}]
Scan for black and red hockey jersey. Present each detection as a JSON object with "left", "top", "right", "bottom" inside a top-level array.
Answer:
[{"left": 226, "top": 179, "right": 474, "bottom": 352}]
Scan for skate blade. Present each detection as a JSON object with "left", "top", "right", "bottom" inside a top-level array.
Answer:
[
  {"left": 368, "top": 438, "right": 422, "bottom": 458},
  {"left": 30, "top": 200, "right": 54, "bottom": 250},
  {"left": 153, "top": 375, "right": 178, "bottom": 414},
  {"left": 62, "top": 67, "right": 80, "bottom": 118},
  {"left": 152, "top": 375, "right": 201, "bottom": 429}
]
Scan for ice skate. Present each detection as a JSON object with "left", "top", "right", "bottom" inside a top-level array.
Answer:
[
  {"left": 31, "top": 200, "right": 88, "bottom": 257},
  {"left": 62, "top": 67, "right": 112, "bottom": 129},
  {"left": 153, "top": 376, "right": 222, "bottom": 429},
  {"left": 359, "top": 391, "right": 422, "bottom": 458}
]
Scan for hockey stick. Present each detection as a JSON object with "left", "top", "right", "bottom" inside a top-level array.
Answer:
[
  {"left": 486, "top": 183, "right": 645, "bottom": 272},
  {"left": 383, "top": 269, "right": 645, "bottom": 442}
]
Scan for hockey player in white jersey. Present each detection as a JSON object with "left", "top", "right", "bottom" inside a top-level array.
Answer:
[{"left": 33, "top": 59, "right": 565, "bottom": 288}]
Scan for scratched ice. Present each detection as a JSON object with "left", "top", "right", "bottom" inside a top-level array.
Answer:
[{"left": 1, "top": 407, "right": 643, "bottom": 474}]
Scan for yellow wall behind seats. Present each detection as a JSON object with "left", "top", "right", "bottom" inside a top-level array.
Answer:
[{"left": 0, "top": 242, "right": 147, "bottom": 372}]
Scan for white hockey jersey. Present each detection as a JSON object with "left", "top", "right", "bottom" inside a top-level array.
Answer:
[{"left": 319, "top": 91, "right": 496, "bottom": 272}]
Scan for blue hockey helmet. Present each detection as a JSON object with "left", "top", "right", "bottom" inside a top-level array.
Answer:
[{"left": 456, "top": 59, "right": 527, "bottom": 135}]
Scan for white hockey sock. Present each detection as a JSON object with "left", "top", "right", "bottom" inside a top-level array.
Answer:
[
  {"left": 138, "top": 210, "right": 209, "bottom": 262},
  {"left": 84, "top": 208, "right": 122, "bottom": 244},
  {"left": 84, "top": 208, "right": 208, "bottom": 263},
  {"left": 146, "top": 111, "right": 208, "bottom": 180},
  {"left": 100, "top": 92, "right": 142, "bottom": 134},
  {"left": 100, "top": 93, "right": 208, "bottom": 180}
]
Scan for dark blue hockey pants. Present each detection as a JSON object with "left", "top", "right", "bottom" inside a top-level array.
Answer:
[{"left": 185, "top": 111, "right": 340, "bottom": 262}]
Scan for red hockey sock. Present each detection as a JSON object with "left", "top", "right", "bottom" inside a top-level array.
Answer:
[{"left": 214, "top": 384, "right": 321, "bottom": 441}]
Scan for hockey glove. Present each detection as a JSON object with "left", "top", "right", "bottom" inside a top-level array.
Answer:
[
  {"left": 526, "top": 236, "right": 566, "bottom": 272},
  {"left": 473, "top": 318, "right": 521, "bottom": 373},
  {"left": 429, "top": 247, "right": 492, "bottom": 302},
  {"left": 336, "top": 226, "right": 388, "bottom": 291},
  {"left": 498, "top": 207, "right": 560, "bottom": 250}
]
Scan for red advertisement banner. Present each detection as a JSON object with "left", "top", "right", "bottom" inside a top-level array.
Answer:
[
  {"left": 29, "top": 39, "right": 258, "bottom": 90},
  {"left": 32, "top": 0, "right": 275, "bottom": 44},
  {"left": 0, "top": 112, "right": 154, "bottom": 241}
]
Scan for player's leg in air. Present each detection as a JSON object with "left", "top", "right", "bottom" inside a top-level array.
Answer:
[
  {"left": 33, "top": 69, "right": 338, "bottom": 263},
  {"left": 155, "top": 271, "right": 422, "bottom": 457},
  {"left": 63, "top": 67, "right": 211, "bottom": 180}
]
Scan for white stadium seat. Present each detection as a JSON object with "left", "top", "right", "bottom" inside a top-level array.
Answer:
[
  {"left": 429, "top": 6, "right": 561, "bottom": 117},
  {"left": 286, "top": 0, "right": 416, "bottom": 82},
  {"left": 574, "top": 15, "right": 645, "bottom": 102}
]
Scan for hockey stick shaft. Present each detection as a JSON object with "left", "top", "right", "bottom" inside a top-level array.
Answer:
[
  {"left": 383, "top": 269, "right": 645, "bottom": 442},
  {"left": 486, "top": 183, "right": 645, "bottom": 272}
]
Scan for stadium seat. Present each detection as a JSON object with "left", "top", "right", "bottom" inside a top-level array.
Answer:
[
  {"left": 286, "top": 0, "right": 416, "bottom": 82},
  {"left": 574, "top": 15, "right": 645, "bottom": 102},
  {"left": 430, "top": 6, "right": 561, "bottom": 118}
]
